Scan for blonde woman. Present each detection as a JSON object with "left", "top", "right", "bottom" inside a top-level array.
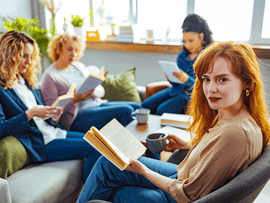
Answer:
[
  {"left": 40, "top": 33, "right": 141, "bottom": 132},
  {"left": 0, "top": 31, "right": 101, "bottom": 182},
  {"left": 77, "top": 41, "right": 270, "bottom": 203}
]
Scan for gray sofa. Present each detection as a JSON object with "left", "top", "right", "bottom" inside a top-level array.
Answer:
[
  {"left": 0, "top": 86, "right": 147, "bottom": 203},
  {"left": 0, "top": 159, "right": 83, "bottom": 203}
]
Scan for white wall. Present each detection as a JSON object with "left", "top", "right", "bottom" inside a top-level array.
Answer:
[
  {"left": 80, "top": 49, "right": 178, "bottom": 86},
  {"left": 81, "top": 50, "right": 270, "bottom": 111},
  {"left": 0, "top": 0, "right": 32, "bottom": 32}
]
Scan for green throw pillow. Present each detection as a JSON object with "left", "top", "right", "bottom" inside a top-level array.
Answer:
[
  {"left": 101, "top": 67, "right": 142, "bottom": 103},
  {"left": 0, "top": 136, "right": 28, "bottom": 179}
]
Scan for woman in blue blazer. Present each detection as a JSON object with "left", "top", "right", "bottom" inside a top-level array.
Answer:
[{"left": 0, "top": 30, "right": 100, "bottom": 181}]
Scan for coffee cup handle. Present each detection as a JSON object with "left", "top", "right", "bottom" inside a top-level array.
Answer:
[{"left": 131, "top": 112, "right": 136, "bottom": 119}]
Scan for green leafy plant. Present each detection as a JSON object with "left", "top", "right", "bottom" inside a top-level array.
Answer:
[
  {"left": 0, "top": 16, "right": 50, "bottom": 60},
  {"left": 71, "top": 14, "right": 85, "bottom": 27}
]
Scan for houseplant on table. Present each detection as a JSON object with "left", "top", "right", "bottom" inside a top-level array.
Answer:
[{"left": 71, "top": 14, "right": 85, "bottom": 36}]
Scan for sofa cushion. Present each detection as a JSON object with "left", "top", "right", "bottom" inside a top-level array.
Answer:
[
  {"left": 7, "top": 159, "right": 83, "bottom": 203},
  {"left": 101, "top": 67, "right": 142, "bottom": 103},
  {"left": 0, "top": 136, "right": 28, "bottom": 179}
]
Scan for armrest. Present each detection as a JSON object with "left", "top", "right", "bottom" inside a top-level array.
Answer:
[
  {"left": 145, "top": 81, "right": 172, "bottom": 99},
  {"left": 0, "top": 178, "right": 12, "bottom": 203},
  {"left": 136, "top": 85, "right": 146, "bottom": 101}
]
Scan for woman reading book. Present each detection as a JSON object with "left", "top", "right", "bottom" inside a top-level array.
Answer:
[
  {"left": 77, "top": 41, "right": 270, "bottom": 203},
  {"left": 142, "top": 14, "right": 213, "bottom": 115},
  {"left": 0, "top": 31, "right": 101, "bottom": 182},
  {"left": 40, "top": 33, "right": 142, "bottom": 132}
]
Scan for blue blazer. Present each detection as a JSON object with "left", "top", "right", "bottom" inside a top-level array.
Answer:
[{"left": 0, "top": 81, "right": 62, "bottom": 162}]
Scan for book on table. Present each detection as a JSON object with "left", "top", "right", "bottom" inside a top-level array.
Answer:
[
  {"left": 158, "top": 60, "right": 183, "bottom": 84},
  {"left": 76, "top": 66, "right": 106, "bottom": 94},
  {"left": 154, "top": 126, "right": 191, "bottom": 143},
  {"left": 161, "top": 113, "right": 190, "bottom": 129},
  {"left": 83, "top": 118, "right": 147, "bottom": 170}
]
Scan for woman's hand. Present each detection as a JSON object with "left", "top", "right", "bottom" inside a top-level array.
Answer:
[
  {"left": 25, "top": 105, "right": 60, "bottom": 121},
  {"left": 125, "top": 159, "right": 150, "bottom": 176},
  {"left": 126, "top": 158, "right": 173, "bottom": 192},
  {"left": 173, "top": 70, "right": 189, "bottom": 83},
  {"left": 71, "top": 89, "right": 94, "bottom": 104},
  {"left": 51, "top": 106, "right": 64, "bottom": 121},
  {"left": 165, "top": 134, "right": 191, "bottom": 151}
]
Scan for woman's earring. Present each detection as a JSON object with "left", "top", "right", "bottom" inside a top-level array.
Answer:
[{"left": 245, "top": 89, "right": 250, "bottom": 97}]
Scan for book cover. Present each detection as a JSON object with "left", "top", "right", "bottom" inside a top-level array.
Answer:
[
  {"left": 158, "top": 60, "right": 183, "bottom": 84},
  {"left": 51, "top": 84, "right": 76, "bottom": 108},
  {"left": 76, "top": 66, "right": 106, "bottom": 94},
  {"left": 161, "top": 113, "right": 190, "bottom": 128},
  {"left": 83, "top": 118, "right": 147, "bottom": 170}
]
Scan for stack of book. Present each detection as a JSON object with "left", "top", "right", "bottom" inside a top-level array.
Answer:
[
  {"left": 160, "top": 113, "right": 190, "bottom": 129},
  {"left": 115, "top": 26, "right": 134, "bottom": 42}
]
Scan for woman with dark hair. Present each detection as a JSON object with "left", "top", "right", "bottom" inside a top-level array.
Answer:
[
  {"left": 77, "top": 41, "right": 270, "bottom": 203},
  {"left": 142, "top": 14, "right": 213, "bottom": 115}
]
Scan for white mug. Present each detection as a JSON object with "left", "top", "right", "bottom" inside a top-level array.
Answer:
[{"left": 131, "top": 108, "right": 150, "bottom": 124}]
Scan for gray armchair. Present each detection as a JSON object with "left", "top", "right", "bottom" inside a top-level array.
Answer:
[{"left": 87, "top": 145, "right": 270, "bottom": 203}]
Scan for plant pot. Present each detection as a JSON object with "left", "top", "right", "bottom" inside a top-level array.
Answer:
[{"left": 74, "top": 26, "right": 83, "bottom": 36}]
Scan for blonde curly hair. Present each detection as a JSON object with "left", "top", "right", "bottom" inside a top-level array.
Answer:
[
  {"left": 0, "top": 30, "right": 41, "bottom": 89},
  {"left": 48, "top": 33, "right": 86, "bottom": 62},
  {"left": 188, "top": 41, "right": 270, "bottom": 149}
]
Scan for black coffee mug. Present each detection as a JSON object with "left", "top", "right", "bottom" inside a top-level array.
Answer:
[{"left": 146, "top": 133, "right": 168, "bottom": 154}]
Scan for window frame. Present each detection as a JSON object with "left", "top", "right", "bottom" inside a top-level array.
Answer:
[{"left": 41, "top": 0, "right": 270, "bottom": 45}]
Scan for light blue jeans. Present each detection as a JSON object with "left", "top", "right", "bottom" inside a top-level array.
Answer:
[
  {"left": 70, "top": 101, "right": 142, "bottom": 133},
  {"left": 77, "top": 156, "right": 178, "bottom": 203},
  {"left": 45, "top": 131, "right": 101, "bottom": 182}
]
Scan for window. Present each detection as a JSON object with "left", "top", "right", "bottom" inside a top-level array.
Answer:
[
  {"left": 46, "top": 0, "right": 270, "bottom": 44},
  {"left": 194, "top": 0, "right": 254, "bottom": 42},
  {"left": 262, "top": 0, "right": 270, "bottom": 38},
  {"left": 137, "top": 0, "right": 187, "bottom": 41},
  {"left": 45, "top": 0, "right": 90, "bottom": 37}
]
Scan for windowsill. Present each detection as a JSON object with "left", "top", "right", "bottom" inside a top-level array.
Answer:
[{"left": 86, "top": 40, "right": 270, "bottom": 59}]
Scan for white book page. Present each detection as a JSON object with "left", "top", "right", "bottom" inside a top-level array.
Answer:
[
  {"left": 155, "top": 126, "right": 191, "bottom": 143},
  {"left": 100, "top": 119, "right": 147, "bottom": 160},
  {"left": 158, "top": 60, "right": 182, "bottom": 84},
  {"left": 77, "top": 76, "right": 103, "bottom": 94}
]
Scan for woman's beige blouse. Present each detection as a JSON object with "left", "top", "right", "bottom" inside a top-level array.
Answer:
[{"left": 166, "top": 116, "right": 263, "bottom": 203}]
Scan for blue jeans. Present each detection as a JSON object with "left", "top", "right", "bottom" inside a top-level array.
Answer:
[
  {"left": 142, "top": 88, "right": 190, "bottom": 115},
  {"left": 77, "top": 156, "right": 178, "bottom": 203},
  {"left": 45, "top": 131, "right": 101, "bottom": 182},
  {"left": 70, "top": 101, "right": 142, "bottom": 133}
]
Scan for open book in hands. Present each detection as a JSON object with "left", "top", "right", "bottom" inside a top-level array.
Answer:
[
  {"left": 76, "top": 66, "right": 106, "bottom": 94},
  {"left": 158, "top": 60, "right": 183, "bottom": 84},
  {"left": 84, "top": 118, "right": 147, "bottom": 170},
  {"left": 51, "top": 84, "right": 77, "bottom": 108}
]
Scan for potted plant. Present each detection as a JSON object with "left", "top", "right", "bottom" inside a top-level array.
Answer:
[{"left": 71, "top": 14, "right": 85, "bottom": 36}]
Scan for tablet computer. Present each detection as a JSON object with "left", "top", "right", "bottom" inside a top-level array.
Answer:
[{"left": 158, "top": 60, "right": 182, "bottom": 84}]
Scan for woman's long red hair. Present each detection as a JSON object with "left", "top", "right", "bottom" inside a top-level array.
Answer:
[{"left": 188, "top": 41, "right": 270, "bottom": 149}]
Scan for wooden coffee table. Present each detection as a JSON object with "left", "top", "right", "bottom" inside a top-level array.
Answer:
[
  {"left": 126, "top": 114, "right": 162, "bottom": 144},
  {"left": 126, "top": 114, "right": 175, "bottom": 161}
]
